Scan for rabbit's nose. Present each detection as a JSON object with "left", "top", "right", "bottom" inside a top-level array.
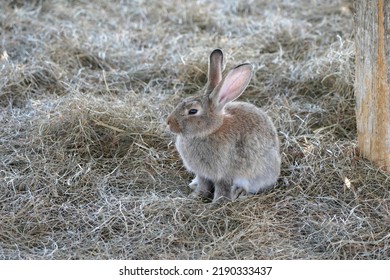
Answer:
[
  {"left": 166, "top": 115, "right": 172, "bottom": 125},
  {"left": 166, "top": 116, "right": 181, "bottom": 134}
]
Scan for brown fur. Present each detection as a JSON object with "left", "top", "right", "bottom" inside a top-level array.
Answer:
[{"left": 167, "top": 49, "right": 281, "bottom": 203}]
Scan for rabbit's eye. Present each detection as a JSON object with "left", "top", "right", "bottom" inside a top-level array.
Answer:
[{"left": 188, "top": 109, "right": 198, "bottom": 115}]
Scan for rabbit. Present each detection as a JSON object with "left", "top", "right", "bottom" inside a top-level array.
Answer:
[{"left": 166, "top": 49, "right": 281, "bottom": 203}]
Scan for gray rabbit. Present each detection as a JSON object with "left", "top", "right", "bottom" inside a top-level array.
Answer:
[{"left": 167, "top": 49, "right": 281, "bottom": 203}]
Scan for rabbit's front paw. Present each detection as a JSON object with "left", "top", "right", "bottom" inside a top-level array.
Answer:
[
  {"left": 231, "top": 185, "right": 248, "bottom": 200},
  {"left": 188, "top": 176, "right": 199, "bottom": 190}
]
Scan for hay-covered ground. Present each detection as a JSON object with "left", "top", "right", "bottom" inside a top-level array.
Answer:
[{"left": 1, "top": 0, "right": 389, "bottom": 260}]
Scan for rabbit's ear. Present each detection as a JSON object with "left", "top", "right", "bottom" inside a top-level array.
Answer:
[
  {"left": 210, "top": 63, "right": 253, "bottom": 110},
  {"left": 207, "top": 49, "right": 224, "bottom": 92}
]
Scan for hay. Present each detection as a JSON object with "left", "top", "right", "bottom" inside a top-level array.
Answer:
[{"left": 1, "top": 0, "right": 389, "bottom": 260}]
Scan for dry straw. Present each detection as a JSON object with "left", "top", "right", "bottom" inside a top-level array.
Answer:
[{"left": 1, "top": 0, "right": 389, "bottom": 259}]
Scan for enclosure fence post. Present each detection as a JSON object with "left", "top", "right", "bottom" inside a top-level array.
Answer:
[{"left": 355, "top": 0, "right": 390, "bottom": 172}]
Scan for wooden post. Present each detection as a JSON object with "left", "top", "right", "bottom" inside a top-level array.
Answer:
[{"left": 355, "top": 0, "right": 390, "bottom": 172}]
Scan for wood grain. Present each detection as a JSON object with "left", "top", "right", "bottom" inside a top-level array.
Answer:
[{"left": 355, "top": 0, "right": 390, "bottom": 172}]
